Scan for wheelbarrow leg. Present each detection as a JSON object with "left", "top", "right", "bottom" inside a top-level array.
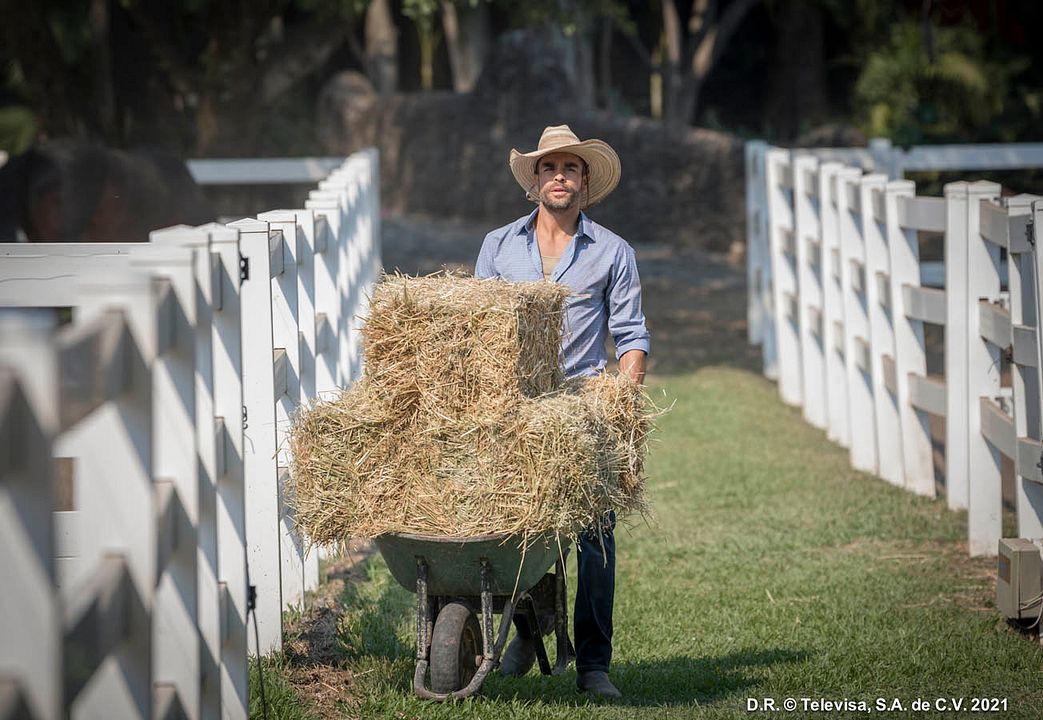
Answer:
[
  {"left": 479, "top": 559, "right": 496, "bottom": 665},
  {"left": 413, "top": 558, "right": 520, "bottom": 701},
  {"left": 552, "top": 553, "right": 575, "bottom": 675},
  {"left": 413, "top": 557, "right": 435, "bottom": 696},
  {"left": 519, "top": 595, "right": 553, "bottom": 675}
]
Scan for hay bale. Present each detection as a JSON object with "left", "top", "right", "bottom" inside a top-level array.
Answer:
[
  {"left": 362, "top": 274, "right": 571, "bottom": 420},
  {"left": 288, "top": 373, "right": 654, "bottom": 545}
]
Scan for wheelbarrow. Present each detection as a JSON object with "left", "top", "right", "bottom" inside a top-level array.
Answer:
[{"left": 374, "top": 531, "right": 576, "bottom": 700}]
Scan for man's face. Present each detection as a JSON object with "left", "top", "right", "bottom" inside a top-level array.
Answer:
[{"left": 535, "top": 152, "right": 585, "bottom": 211}]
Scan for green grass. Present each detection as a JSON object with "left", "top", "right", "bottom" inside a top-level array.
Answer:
[{"left": 252, "top": 367, "right": 1043, "bottom": 719}]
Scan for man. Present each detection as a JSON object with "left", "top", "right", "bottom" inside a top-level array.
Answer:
[{"left": 474, "top": 125, "right": 650, "bottom": 699}]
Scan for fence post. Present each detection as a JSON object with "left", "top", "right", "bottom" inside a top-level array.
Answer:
[
  {"left": 149, "top": 226, "right": 224, "bottom": 719},
  {"left": 287, "top": 208, "right": 322, "bottom": 590},
  {"left": 203, "top": 223, "right": 249, "bottom": 718},
  {"left": 945, "top": 182, "right": 971, "bottom": 510},
  {"left": 134, "top": 248, "right": 203, "bottom": 718},
  {"left": 750, "top": 142, "right": 775, "bottom": 381},
  {"left": 305, "top": 195, "right": 343, "bottom": 399},
  {"left": 861, "top": 173, "right": 903, "bottom": 486},
  {"left": 0, "top": 312, "right": 60, "bottom": 720},
  {"left": 363, "top": 146, "right": 382, "bottom": 313},
  {"left": 257, "top": 211, "right": 308, "bottom": 611},
  {"left": 1009, "top": 196, "right": 1043, "bottom": 540},
  {"left": 886, "top": 181, "right": 935, "bottom": 497},
  {"left": 766, "top": 148, "right": 801, "bottom": 404},
  {"left": 838, "top": 166, "right": 878, "bottom": 473},
  {"left": 228, "top": 218, "right": 283, "bottom": 654},
  {"left": 818, "top": 162, "right": 850, "bottom": 448},
  {"left": 792, "top": 154, "right": 827, "bottom": 429},
  {"left": 965, "top": 181, "right": 1003, "bottom": 556},
  {"left": 868, "top": 137, "right": 898, "bottom": 179},
  {"left": 335, "top": 167, "right": 361, "bottom": 387},
  {"left": 292, "top": 210, "right": 318, "bottom": 404}
]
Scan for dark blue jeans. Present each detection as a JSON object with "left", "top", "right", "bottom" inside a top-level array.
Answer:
[
  {"left": 574, "top": 511, "right": 615, "bottom": 673},
  {"left": 512, "top": 513, "right": 616, "bottom": 672}
]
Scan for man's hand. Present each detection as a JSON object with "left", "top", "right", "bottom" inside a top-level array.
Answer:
[{"left": 619, "top": 350, "right": 647, "bottom": 385}]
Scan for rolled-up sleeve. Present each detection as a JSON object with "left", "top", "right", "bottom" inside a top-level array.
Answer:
[{"left": 607, "top": 245, "right": 651, "bottom": 358}]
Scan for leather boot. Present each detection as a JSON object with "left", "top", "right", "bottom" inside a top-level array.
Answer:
[{"left": 576, "top": 670, "right": 622, "bottom": 699}]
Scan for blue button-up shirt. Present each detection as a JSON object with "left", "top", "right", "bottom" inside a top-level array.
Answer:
[{"left": 475, "top": 209, "right": 651, "bottom": 378}]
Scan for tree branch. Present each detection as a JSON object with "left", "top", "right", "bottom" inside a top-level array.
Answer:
[{"left": 690, "top": 0, "right": 759, "bottom": 81}]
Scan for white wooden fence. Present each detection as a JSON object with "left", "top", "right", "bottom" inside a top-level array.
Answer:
[
  {"left": 747, "top": 140, "right": 1043, "bottom": 558},
  {"left": 0, "top": 148, "right": 380, "bottom": 719}
]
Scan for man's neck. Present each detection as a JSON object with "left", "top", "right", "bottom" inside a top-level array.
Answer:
[{"left": 535, "top": 205, "right": 580, "bottom": 245}]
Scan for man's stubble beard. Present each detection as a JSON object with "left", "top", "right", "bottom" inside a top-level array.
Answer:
[{"left": 539, "top": 185, "right": 579, "bottom": 211}]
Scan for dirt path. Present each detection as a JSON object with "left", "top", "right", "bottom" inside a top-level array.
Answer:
[{"left": 379, "top": 212, "right": 761, "bottom": 376}]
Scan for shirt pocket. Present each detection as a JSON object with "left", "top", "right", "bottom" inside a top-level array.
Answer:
[{"left": 565, "top": 276, "right": 607, "bottom": 309}]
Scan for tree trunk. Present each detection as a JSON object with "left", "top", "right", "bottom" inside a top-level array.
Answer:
[
  {"left": 650, "top": 33, "right": 664, "bottom": 120},
  {"left": 665, "top": 0, "right": 761, "bottom": 127},
  {"left": 418, "top": 21, "right": 435, "bottom": 91},
  {"left": 442, "top": 1, "right": 489, "bottom": 93},
  {"left": 661, "top": 0, "right": 684, "bottom": 125},
  {"left": 365, "top": 0, "right": 398, "bottom": 94}
]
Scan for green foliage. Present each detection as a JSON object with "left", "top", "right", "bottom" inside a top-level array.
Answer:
[
  {"left": 0, "top": 106, "right": 37, "bottom": 154},
  {"left": 854, "top": 19, "right": 1027, "bottom": 144}
]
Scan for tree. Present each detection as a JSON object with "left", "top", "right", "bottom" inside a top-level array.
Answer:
[
  {"left": 441, "top": 1, "right": 490, "bottom": 93},
  {"left": 403, "top": 0, "right": 439, "bottom": 90},
  {"left": 0, "top": 0, "right": 367, "bottom": 154},
  {"left": 854, "top": 18, "right": 1020, "bottom": 144},
  {"left": 366, "top": 0, "right": 399, "bottom": 93},
  {"left": 659, "top": 0, "right": 761, "bottom": 126}
]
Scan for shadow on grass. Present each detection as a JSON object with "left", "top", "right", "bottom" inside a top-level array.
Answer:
[
  {"left": 332, "top": 554, "right": 810, "bottom": 707},
  {"left": 337, "top": 570, "right": 415, "bottom": 662},
  {"left": 481, "top": 647, "right": 810, "bottom": 707}
]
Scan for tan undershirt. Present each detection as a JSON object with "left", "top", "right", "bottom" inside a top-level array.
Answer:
[{"left": 541, "top": 254, "right": 561, "bottom": 281}]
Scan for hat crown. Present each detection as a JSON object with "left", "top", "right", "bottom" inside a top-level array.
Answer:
[{"left": 538, "top": 125, "right": 582, "bottom": 152}]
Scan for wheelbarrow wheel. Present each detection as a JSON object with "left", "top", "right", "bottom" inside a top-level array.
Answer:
[{"left": 429, "top": 602, "right": 482, "bottom": 693}]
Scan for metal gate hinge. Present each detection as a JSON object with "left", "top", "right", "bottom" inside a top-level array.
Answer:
[{"left": 239, "top": 254, "right": 250, "bottom": 282}]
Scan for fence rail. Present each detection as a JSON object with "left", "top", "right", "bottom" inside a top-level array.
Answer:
[
  {"left": 747, "top": 140, "right": 1043, "bottom": 559},
  {"left": 0, "top": 148, "right": 380, "bottom": 719}
]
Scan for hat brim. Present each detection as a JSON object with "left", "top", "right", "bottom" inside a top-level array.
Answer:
[{"left": 509, "top": 139, "right": 620, "bottom": 209}]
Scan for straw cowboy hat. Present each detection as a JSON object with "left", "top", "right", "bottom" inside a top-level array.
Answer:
[{"left": 509, "top": 125, "right": 621, "bottom": 208}]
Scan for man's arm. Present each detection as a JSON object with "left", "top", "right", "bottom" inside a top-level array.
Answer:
[
  {"left": 607, "top": 244, "right": 651, "bottom": 382},
  {"left": 620, "top": 349, "right": 646, "bottom": 385}
]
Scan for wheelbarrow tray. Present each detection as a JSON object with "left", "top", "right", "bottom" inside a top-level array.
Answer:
[{"left": 375, "top": 531, "right": 567, "bottom": 596}]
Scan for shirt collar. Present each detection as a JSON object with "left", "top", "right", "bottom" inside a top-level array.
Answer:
[{"left": 519, "top": 209, "right": 594, "bottom": 241}]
